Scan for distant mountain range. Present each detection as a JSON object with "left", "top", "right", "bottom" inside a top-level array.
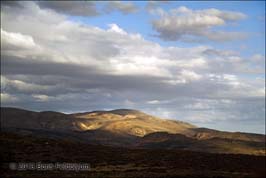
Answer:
[{"left": 1, "top": 107, "right": 265, "bottom": 155}]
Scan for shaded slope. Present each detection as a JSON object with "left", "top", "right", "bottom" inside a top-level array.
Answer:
[
  {"left": 138, "top": 132, "right": 266, "bottom": 155},
  {"left": 1, "top": 107, "right": 265, "bottom": 155},
  {"left": 188, "top": 127, "right": 265, "bottom": 142},
  {"left": 1, "top": 132, "right": 265, "bottom": 178}
]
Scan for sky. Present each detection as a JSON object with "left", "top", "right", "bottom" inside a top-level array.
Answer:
[{"left": 1, "top": 1, "right": 265, "bottom": 134}]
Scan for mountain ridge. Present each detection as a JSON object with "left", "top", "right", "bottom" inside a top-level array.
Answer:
[{"left": 1, "top": 107, "right": 265, "bottom": 155}]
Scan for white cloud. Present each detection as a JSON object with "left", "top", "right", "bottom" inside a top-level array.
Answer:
[
  {"left": 1, "top": 76, "right": 56, "bottom": 93},
  {"left": 108, "top": 23, "right": 127, "bottom": 35},
  {"left": 1, "top": 28, "right": 36, "bottom": 49},
  {"left": 1, "top": 93, "right": 19, "bottom": 103},
  {"left": 32, "top": 94, "right": 54, "bottom": 102},
  {"left": 145, "top": 1, "right": 168, "bottom": 16},
  {"left": 147, "top": 100, "right": 160, "bottom": 104},
  {"left": 180, "top": 70, "right": 202, "bottom": 81},
  {"left": 164, "top": 70, "right": 202, "bottom": 85},
  {"left": 151, "top": 6, "right": 247, "bottom": 42}
]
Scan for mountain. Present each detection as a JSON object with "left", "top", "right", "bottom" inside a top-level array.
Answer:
[
  {"left": 1, "top": 107, "right": 194, "bottom": 136},
  {"left": 1, "top": 107, "right": 265, "bottom": 155},
  {"left": 72, "top": 109, "right": 195, "bottom": 136}
]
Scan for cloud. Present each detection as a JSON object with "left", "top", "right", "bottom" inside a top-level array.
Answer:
[
  {"left": 37, "top": 1, "right": 99, "bottom": 17},
  {"left": 21, "top": 1, "right": 138, "bottom": 17},
  {"left": 151, "top": 6, "right": 247, "bottom": 42},
  {"left": 0, "top": 2, "right": 264, "bottom": 133},
  {"left": 145, "top": 1, "right": 169, "bottom": 15},
  {"left": 1, "top": 1, "right": 23, "bottom": 8},
  {"left": 1, "top": 5, "right": 263, "bottom": 98},
  {"left": 1, "top": 93, "right": 19, "bottom": 103},
  {"left": 107, "top": 23, "right": 127, "bottom": 35},
  {"left": 1, "top": 29, "right": 37, "bottom": 50},
  {"left": 147, "top": 100, "right": 160, "bottom": 104},
  {"left": 104, "top": 1, "right": 138, "bottom": 14},
  {"left": 1, "top": 76, "right": 56, "bottom": 94},
  {"left": 202, "top": 49, "right": 238, "bottom": 57},
  {"left": 32, "top": 94, "right": 54, "bottom": 102}
]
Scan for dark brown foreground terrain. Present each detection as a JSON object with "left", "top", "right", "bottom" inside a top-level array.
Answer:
[{"left": 1, "top": 132, "right": 265, "bottom": 178}]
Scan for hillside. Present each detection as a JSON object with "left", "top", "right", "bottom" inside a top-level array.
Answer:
[
  {"left": 1, "top": 107, "right": 265, "bottom": 155},
  {"left": 138, "top": 132, "right": 265, "bottom": 155},
  {"left": 1, "top": 107, "right": 195, "bottom": 136},
  {"left": 72, "top": 109, "right": 195, "bottom": 136}
]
